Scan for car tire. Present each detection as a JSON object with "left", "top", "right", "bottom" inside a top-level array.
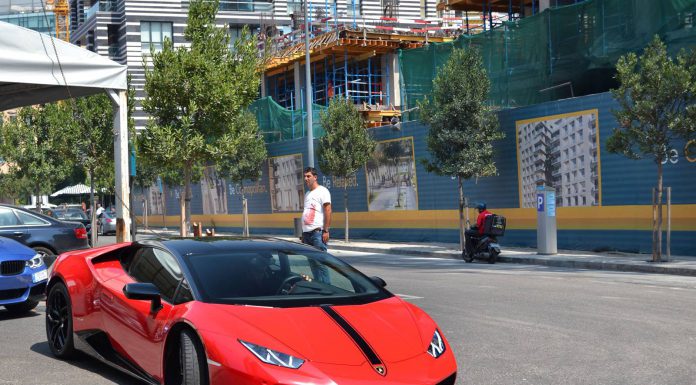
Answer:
[
  {"left": 45, "top": 282, "right": 76, "bottom": 359},
  {"left": 33, "top": 246, "right": 56, "bottom": 267},
  {"left": 179, "top": 329, "right": 208, "bottom": 385},
  {"left": 4, "top": 299, "right": 39, "bottom": 314}
]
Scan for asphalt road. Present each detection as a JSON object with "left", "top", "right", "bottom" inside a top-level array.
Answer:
[{"left": 2, "top": 246, "right": 696, "bottom": 385}]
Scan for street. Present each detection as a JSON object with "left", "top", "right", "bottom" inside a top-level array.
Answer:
[{"left": 2, "top": 246, "right": 696, "bottom": 384}]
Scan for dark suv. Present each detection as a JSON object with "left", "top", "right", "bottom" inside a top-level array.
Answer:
[
  {"left": 0, "top": 204, "right": 90, "bottom": 266},
  {"left": 49, "top": 207, "right": 93, "bottom": 246}
]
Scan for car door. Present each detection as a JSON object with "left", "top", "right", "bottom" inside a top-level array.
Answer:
[
  {"left": 0, "top": 207, "right": 28, "bottom": 244},
  {"left": 98, "top": 246, "right": 189, "bottom": 378}
]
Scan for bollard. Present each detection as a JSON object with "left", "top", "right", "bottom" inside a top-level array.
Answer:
[
  {"left": 293, "top": 218, "right": 303, "bottom": 238},
  {"left": 192, "top": 222, "right": 202, "bottom": 237}
]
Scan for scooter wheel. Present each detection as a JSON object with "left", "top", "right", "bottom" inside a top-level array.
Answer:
[
  {"left": 463, "top": 253, "right": 473, "bottom": 263},
  {"left": 488, "top": 252, "right": 497, "bottom": 264}
]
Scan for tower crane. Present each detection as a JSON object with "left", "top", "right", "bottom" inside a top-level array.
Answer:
[{"left": 45, "top": 0, "right": 70, "bottom": 41}]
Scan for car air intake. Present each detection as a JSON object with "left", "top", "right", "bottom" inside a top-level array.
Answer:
[
  {"left": 436, "top": 373, "right": 456, "bottom": 385},
  {"left": 0, "top": 288, "right": 26, "bottom": 300},
  {"left": 1, "top": 260, "right": 25, "bottom": 276}
]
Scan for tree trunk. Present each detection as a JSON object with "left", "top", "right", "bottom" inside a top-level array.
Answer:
[
  {"left": 656, "top": 162, "right": 663, "bottom": 262},
  {"left": 35, "top": 183, "right": 41, "bottom": 210},
  {"left": 179, "top": 187, "right": 186, "bottom": 237},
  {"left": 458, "top": 176, "right": 465, "bottom": 252},
  {"left": 89, "top": 168, "right": 97, "bottom": 247},
  {"left": 241, "top": 183, "right": 249, "bottom": 237},
  {"left": 344, "top": 187, "right": 349, "bottom": 243},
  {"left": 183, "top": 164, "right": 192, "bottom": 237}
]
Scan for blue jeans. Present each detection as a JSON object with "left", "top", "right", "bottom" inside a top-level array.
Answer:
[{"left": 302, "top": 231, "right": 330, "bottom": 283}]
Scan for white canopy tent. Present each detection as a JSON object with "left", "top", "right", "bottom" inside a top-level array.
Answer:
[
  {"left": 0, "top": 21, "right": 131, "bottom": 241},
  {"left": 50, "top": 183, "right": 91, "bottom": 197}
]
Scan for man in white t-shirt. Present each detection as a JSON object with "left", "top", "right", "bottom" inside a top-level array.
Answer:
[{"left": 301, "top": 167, "right": 332, "bottom": 252}]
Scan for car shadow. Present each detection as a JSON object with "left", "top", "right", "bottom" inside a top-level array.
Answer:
[
  {"left": 30, "top": 341, "right": 142, "bottom": 385},
  {"left": 0, "top": 308, "right": 42, "bottom": 321}
]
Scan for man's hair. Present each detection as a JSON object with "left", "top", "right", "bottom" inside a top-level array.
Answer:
[{"left": 303, "top": 167, "right": 318, "bottom": 176}]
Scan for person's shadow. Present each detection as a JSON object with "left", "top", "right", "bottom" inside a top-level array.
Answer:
[{"left": 30, "top": 341, "right": 141, "bottom": 384}]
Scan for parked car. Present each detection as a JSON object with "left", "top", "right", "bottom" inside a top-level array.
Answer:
[
  {"left": 0, "top": 204, "right": 90, "bottom": 266},
  {"left": 97, "top": 210, "right": 117, "bottom": 235},
  {"left": 49, "top": 208, "right": 93, "bottom": 246},
  {"left": 45, "top": 237, "right": 457, "bottom": 385},
  {"left": 0, "top": 236, "right": 48, "bottom": 314}
]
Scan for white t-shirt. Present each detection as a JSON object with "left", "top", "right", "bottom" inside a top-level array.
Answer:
[{"left": 301, "top": 185, "right": 331, "bottom": 232}]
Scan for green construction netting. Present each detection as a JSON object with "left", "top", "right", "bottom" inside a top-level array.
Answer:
[
  {"left": 250, "top": 97, "right": 327, "bottom": 143},
  {"left": 399, "top": 0, "right": 696, "bottom": 120}
]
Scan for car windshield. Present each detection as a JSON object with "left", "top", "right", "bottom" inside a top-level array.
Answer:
[
  {"left": 183, "top": 250, "right": 391, "bottom": 307},
  {"left": 53, "top": 209, "right": 88, "bottom": 220}
]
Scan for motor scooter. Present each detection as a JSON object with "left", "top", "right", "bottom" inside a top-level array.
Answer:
[{"left": 463, "top": 214, "right": 506, "bottom": 264}]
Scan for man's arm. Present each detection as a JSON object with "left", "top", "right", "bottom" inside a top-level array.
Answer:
[{"left": 322, "top": 202, "right": 332, "bottom": 243}]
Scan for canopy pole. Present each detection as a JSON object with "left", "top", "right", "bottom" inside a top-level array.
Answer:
[{"left": 107, "top": 89, "right": 132, "bottom": 242}]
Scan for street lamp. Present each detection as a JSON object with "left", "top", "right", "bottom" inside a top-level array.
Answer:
[{"left": 304, "top": 0, "right": 314, "bottom": 167}]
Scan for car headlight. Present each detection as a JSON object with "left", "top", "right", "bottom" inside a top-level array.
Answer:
[
  {"left": 239, "top": 340, "right": 304, "bottom": 369},
  {"left": 427, "top": 329, "right": 446, "bottom": 358},
  {"left": 26, "top": 254, "right": 44, "bottom": 269}
]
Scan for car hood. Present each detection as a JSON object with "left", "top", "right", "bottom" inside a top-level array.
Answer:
[
  {"left": 0, "top": 237, "right": 35, "bottom": 260},
  {"left": 210, "top": 296, "right": 426, "bottom": 365}
]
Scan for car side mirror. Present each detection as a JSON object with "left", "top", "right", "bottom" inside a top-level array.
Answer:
[
  {"left": 369, "top": 276, "right": 387, "bottom": 288},
  {"left": 123, "top": 282, "right": 162, "bottom": 313}
]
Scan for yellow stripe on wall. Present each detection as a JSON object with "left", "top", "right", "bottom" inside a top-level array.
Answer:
[{"left": 140, "top": 204, "right": 696, "bottom": 232}]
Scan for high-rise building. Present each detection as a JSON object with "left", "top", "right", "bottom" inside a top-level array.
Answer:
[{"left": 0, "top": 0, "right": 56, "bottom": 36}]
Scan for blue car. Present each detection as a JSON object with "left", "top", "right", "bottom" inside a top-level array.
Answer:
[{"left": 0, "top": 237, "right": 48, "bottom": 314}]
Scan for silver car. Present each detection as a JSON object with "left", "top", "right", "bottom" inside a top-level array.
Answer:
[{"left": 97, "top": 211, "right": 117, "bottom": 235}]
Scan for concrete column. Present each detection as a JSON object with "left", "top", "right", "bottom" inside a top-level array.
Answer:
[
  {"left": 386, "top": 53, "right": 401, "bottom": 108},
  {"left": 260, "top": 74, "right": 266, "bottom": 98},
  {"left": 293, "top": 61, "right": 302, "bottom": 109}
]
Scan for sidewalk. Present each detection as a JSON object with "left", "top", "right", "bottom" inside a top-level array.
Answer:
[{"left": 136, "top": 228, "right": 696, "bottom": 277}]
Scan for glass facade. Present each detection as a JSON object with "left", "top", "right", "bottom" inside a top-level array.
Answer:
[
  {"left": 0, "top": 12, "right": 55, "bottom": 36},
  {"left": 140, "top": 21, "right": 173, "bottom": 53}
]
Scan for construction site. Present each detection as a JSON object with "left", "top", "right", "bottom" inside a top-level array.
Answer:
[{"left": 254, "top": 0, "right": 590, "bottom": 141}]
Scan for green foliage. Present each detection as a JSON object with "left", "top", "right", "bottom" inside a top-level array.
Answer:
[
  {"left": 0, "top": 105, "right": 74, "bottom": 199},
  {"left": 140, "top": 0, "right": 263, "bottom": 230},
  {"left": 608, "top": 35, "right": 696, "bottom": 163},
  {"left": 317, "top": 97, "right": 375, "bottom": 180},
  {"left": 69, "top": 94, "right": 115, "bottom": 192},
  {"left": 419, "top": 47, "right": 504, "bottom": 179},
  {"left": 213, "top": 110, "right": 268, "bottom": 190}
]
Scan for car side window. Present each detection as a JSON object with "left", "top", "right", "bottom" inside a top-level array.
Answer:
[
  {"left": 128, "top": 247, "right": 183, "bottom": 303},
  {"left": 0, "top": 208, "right": 19, "bottom": 226},
  {"left": 15, "top": 210, "right": 48, "bottom": 225}
]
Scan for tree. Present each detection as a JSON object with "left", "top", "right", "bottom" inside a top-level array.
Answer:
[
  {"left": 608, "top": 35, "right": 696, "bottom": 262},
  {"left": 68, "top": 94, "right": 114, "bottom": 245},
  {"left": 141, "top": 0, "right": 262, "bottom": 236},
  {"left": 317, "top": 97, "right": 375, "bottom": 242},
  {"left": 213, "top": 110, "right": 268, "bottom": 237},
  {"left": 0, "top": 105, "right": 74, "bottom": 207},
  {"left": 419, "top": 47, "right": 504, "bottom": 251}
]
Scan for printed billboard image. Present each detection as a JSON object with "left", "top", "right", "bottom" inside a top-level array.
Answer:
[
  {"left": 201, "top": 166, "right": 228, "bottom": 214},
  {"left": 269, "top": 154, "right": 304, "bottom": 212},
  {"left": 366, "top": 137, "right": 418, "bottom": 211},
  {"left": 516, "top": 109, "right": 601, "bottom": 208}
]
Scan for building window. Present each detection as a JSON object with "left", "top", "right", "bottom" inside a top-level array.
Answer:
[{"left": 141, "top": 21, "right": 172, "bottom": 53}]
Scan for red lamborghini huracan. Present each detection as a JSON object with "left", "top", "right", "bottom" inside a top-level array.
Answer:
[{"left": 45, "top": 237, "right": 457, "bottom": 385}]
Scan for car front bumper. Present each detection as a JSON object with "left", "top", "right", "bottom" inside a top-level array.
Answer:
[{"left": 0, "top": 268, "right": 48, "bottom": 305}]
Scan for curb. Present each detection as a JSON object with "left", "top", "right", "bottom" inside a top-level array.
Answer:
[{"left": 328, "top": 244, "right": 696, "bottom": 277}]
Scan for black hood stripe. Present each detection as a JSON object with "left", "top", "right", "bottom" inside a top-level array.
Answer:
[{"left": 320, "top": 305, "right": 382, "bottom": 365}]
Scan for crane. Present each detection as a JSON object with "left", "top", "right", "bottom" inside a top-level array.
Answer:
[{"left": 45, "top": 0, "right": 70, "bottom": 41}]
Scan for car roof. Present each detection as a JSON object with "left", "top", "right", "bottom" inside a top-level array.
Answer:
[{"left": 136, "top": 236, "right": 320, "bottom": 257}]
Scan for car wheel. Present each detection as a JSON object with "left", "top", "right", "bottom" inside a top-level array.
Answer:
[
  {"left": 179, "top": 329, "right": 208, "bottom": 385},
  {"left": 488, "top": 251, "right": 497, "bottom": 264},
  {"left": 45, "top": 282, "right": 76, "bottom": 359},
  {"left": 33, "top": 246, "right": 56, "bottom": 267},
  {"left": 4, "top": 299, "right": 39, "bottom": 314}
]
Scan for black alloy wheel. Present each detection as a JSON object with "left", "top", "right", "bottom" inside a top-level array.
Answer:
[{"left": 45, "top": 283, "right": 76, "bottom": 358}]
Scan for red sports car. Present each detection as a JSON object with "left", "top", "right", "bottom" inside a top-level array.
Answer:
[{"left": 45, "top": 237, "right": 457, "bottom": 385}]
